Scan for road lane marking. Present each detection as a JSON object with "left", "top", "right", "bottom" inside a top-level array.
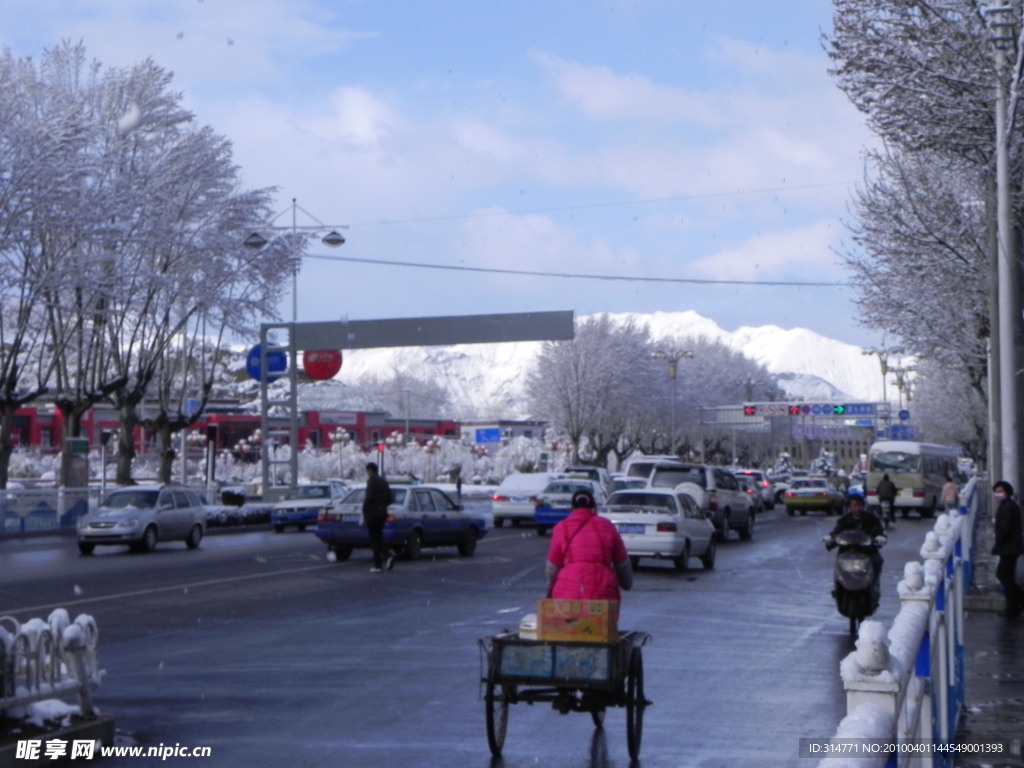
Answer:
[{"left": 6, "top": 562, "right": 333, "bottom": 615}]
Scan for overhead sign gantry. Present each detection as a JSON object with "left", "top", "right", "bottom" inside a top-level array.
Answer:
[{"left": 254, "top": 310, "right": 575, "bottom": 492}]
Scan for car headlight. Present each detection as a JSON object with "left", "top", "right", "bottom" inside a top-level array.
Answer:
[{"left": 117, "top": 517, "right": 139, "bottom": 528}]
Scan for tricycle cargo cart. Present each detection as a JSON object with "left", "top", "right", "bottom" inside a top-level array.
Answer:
[{"left": 477, "top": 630, "right": 652, "bottom": 759}]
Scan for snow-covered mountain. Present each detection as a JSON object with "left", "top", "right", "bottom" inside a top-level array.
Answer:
[{"left": 328, "top": 310, "right": 888, "bottom": 419}]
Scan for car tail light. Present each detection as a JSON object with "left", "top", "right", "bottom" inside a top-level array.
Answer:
[
  {"left": 866, "top": 491, "right": 878, "bottom": 499},
  {"left": 492, "top": 494, "right": 509, "bottom": 502},
  {"left": 656, "top": 522, "right": 676, "bottom": 532},
  {"left": 708, "top": 491, "right": 718, "bottom": 510},
  {"left": 785, "top": 491, "right": 795, "bottom": 498},
  {"left": 760, "top": 480, "right": 769, "bottom": 488},
  {"left": 913, "top": 490, "right": 924, "bottom": 498}
]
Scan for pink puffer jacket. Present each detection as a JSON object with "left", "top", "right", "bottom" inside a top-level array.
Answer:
[{"left": 547, "top": 508, "right": 628, "bottom": 601}]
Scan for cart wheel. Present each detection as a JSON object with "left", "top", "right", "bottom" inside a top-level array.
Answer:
[
  {"left": 625, "top": 647, "right": 646, "bottom": 760},
  {"left": 485, "top": 681, "right": 509, "bottom": 756},
  {"left": 590, "top": 706, "right": 606, "bottom": 729}
]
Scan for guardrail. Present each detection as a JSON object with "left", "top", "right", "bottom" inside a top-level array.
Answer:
[
  {"left": 817, "top": 477, "right": 979, "bottom": 768},
  {"left": 0, "top": 609, "right": 101, "bottom": 725},
  {"left": 0, "top": 489, "right": 96, "bottom": 533}
]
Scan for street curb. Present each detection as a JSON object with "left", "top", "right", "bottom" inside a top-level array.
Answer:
[
  {"left": 0, "top": 715, "right": 115, "bottom": 768},
  {"left": 964, "top": 588, "right": 1014, "bottom": 612}
]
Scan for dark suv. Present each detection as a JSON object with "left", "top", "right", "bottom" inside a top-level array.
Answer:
[{"left": 647, "top": 463, "right": 755, "bottom": 541}]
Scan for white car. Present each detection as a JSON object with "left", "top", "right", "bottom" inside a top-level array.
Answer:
[
  {"left": 271, "top": 480, "right": 351, "bottom": 532},
  {"left": 491, "top": 472, "right": 564, "bottom": 527},
  {"left": 76, "top": 484, "right": 207, "bottom": 554},
  {"left": 601, "top": 488, "right": 716, "bottom": 572}
]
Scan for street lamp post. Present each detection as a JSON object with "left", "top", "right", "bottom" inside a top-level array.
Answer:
[
  {"left": 243, "top": 198, "right": 347, "bottom": 323},
  {"left": 983, "top": 2, "right": 1019, "bottom": 489},
  {"left": 652, "top": 349, "right": 694, "bottom": 455}
]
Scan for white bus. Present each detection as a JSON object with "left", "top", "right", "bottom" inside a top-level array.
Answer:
[{"left": 865, "top": 440, "right": 960, "bottom": 519}]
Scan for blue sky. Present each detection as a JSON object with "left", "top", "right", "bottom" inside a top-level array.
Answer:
[{"left": 0, "top": 0, "right": 879, "bottom": 345}]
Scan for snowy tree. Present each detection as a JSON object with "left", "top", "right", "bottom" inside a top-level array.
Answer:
[
  {"left": 0, "top": 42, "right": 296, "bottom": 485},
  {"left": 824, "top": 0, "right": 1023, "bottom": 461},
  {"left": 526, "top": 315, "right": 655, "bottom": 466}
]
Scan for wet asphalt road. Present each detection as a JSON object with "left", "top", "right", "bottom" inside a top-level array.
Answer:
[{"left": 0, "top": 504, "right": 929, "bottom": 768}]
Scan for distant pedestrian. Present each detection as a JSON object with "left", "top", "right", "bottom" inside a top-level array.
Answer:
[
  {"left": 363, "top": 462, "right": 394, "bottom": 573},
  {"left": 941, "top": 475, "right": 959, "bottom": 513},
  {"left": 991, "top": 481, "right": 1024, "bottom": 618},
  {"left": 877, "top": 473, "right": 897, "bottom": 529}
]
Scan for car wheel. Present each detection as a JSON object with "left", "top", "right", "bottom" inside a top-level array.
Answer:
[
  {"left": 630, "top": 555, "right": 640, "bottom": 570},
  {"left": 297, "top": 524, "right": 307, "bottom": 532},
  {"left": 493, "top": 517, "right": 505, "bottom": 528},
  {"left": 739, "top": 513, "right": 754, "bottom": 541},
  {"left": 699, "top": 538, "right": 716, "bottom": 570},
  {"left": 799, "top": 509, "right": 807, "bottom": 516},
  {"left": 673, "top": 541, "right": 690, "bottom": 573},
  {"left": 404, "top": 530, "right": 423, "bottom": 560},
  {"left": 331, "top": 545, "right": 353, "bottom": 561},
  {"left": 139, "top": 525, "right": 157, "bottom": 553},
  {"left": 273, "top": 524, "right": 285, "bottom": 533},
  {"left": 77, "top": 541, "right": 95, "bottom": 556},
  {"left": 458, "top": 527, "right": 478, "bottom": 557},
  {"left": 786, "top": 506, "right": 794, "bottom": 516},
  {"left": 185, "top": 524, "right": 203, "bottom": 550},
  {"left": 535, "top": 526, "right": 548, "bottom": 537}
]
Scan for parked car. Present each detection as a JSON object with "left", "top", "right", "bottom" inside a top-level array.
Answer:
[
  {"left": 533, "top": 477, "right": 608, "bottom": 536},
  {"left": 736, "top": 475, "right": 765, "bottom": 516},
  {"left": 76, "top": 484, "right": 207, "bottom": 554},
  {"left": 563, "top": 465, "right": 615, "bottom": 496},
  {"left": 783, "top": 477, "right": 846, "bottom": 516},
  {"left": 600, "top": 488, "right": 716, "bottom": 572},
  {"left": 315, "top": 484, "right": 487, "bottom": 561},
  {"left": 647, "top": 462, "right": 754, "bottom": 540},
  {"left": 491, "top": 472, "right": 564, "bottom": 527},
  {"left": 271, "top": 480, "right": 350, "bottom": 532},
  {"left": 732, "top": 469, "right": 774, "bottom": 509}
]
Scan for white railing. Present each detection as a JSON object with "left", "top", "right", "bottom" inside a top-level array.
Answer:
[
  {"left": 0, "top": 609, "right": 102, "bottom": 725},
  {"left": 817, "top": 478, "right": 979, "bottom": 768}
]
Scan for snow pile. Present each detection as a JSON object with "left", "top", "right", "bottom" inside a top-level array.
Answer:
[
  {"left": 817, "top": 703, "right": 894, "bottom": 768},
  {"left": 841, "top": 620, "right": 895, "bottom": 683},
  {"left": 886, "top": 601, "right": 930, "bottom": 680}
]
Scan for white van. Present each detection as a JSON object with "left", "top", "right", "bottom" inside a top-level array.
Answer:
[{"left": 491, "top": 472, "right": 564, "bottom": 527}]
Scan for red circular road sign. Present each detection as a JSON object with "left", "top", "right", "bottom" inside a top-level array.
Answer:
[{"left": 303, "top": 349, "right": 342, "bottom": 380}]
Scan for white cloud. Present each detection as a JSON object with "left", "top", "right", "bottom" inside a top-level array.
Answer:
[{"left": 689, "top": 220, "right": 844, "bottom": 279}]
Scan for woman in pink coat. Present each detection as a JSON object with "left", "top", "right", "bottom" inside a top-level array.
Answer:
[{"left": 545, "top": 490, "right": 633, "bottom": 601}]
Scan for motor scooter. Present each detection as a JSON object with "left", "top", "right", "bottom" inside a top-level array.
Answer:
[{"left": 824, "top": 529, "right": 886, "bottom": 639}]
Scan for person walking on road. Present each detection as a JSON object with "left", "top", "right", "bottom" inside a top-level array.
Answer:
[
  {"left": 363, "top": 462, "right": 394, "bottom": 573},
  {"left": 991, "top": 480, "right": 1024, "bottom": 618},
  {"left": 877, "top": 473, "right": 897, "bottom": 530},
  {"left": 546, "top": 490, "right": 633, "bottom": 601}
]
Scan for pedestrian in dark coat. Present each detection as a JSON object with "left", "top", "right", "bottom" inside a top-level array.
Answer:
[
  {"left": 363, "top": 462, "right": 394, "bottom": 573},
  {"left": 991, "top": 480, "right": 1024, "bottom": 617}
]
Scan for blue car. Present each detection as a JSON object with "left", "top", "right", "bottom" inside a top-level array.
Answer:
[
  {"left": 315, "top": 485, "right": 488, "bottom": 561},
  {"left": 532, "top": 478, "right": 607, "bottom": 536}
]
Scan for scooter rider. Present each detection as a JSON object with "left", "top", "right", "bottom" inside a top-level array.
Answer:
[{"left": 824, "top": 491, "right": 886, "bottom": 579}]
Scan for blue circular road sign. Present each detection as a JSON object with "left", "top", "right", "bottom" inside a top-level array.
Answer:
[
  {"left": 898, "top": 409, "right": 910, "bottom": 421},
  {"left": 246, "top": 344, "right": 288, "bottom": 382}
]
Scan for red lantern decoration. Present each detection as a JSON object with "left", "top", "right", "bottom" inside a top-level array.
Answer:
[{"left": 303, "top": 349, "right": 342, "bottom": 380}]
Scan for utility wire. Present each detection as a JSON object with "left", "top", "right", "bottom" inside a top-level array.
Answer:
[{"left": 305, "top": 251, "right": 848, "bottom": 287}]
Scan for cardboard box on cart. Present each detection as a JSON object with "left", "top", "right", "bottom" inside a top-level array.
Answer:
[{"left": 536, "top": 599, "right": 619, "bottom": 643}]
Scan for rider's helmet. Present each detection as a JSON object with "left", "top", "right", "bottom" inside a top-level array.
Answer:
[{"left": 846, "top": 490, "right": 866, "bottom": 512}]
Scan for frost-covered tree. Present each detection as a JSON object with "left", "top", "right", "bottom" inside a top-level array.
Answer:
[
  {"left": 0, "top": 42, "right": 296, "bottom": 485},
  {"left": 824, "top": 0, "right": 1023, "bottom": 462},
  {"left": 526, "top": 315, "right": 655, "bottom": 466}
]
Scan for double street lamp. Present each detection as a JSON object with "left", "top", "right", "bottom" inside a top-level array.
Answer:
[
  {"left": 652, "top": 348, "right": 694, "bottom": 454},
  {"left": 243, "top": 198, "right": 347, "bottom": 323}
]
